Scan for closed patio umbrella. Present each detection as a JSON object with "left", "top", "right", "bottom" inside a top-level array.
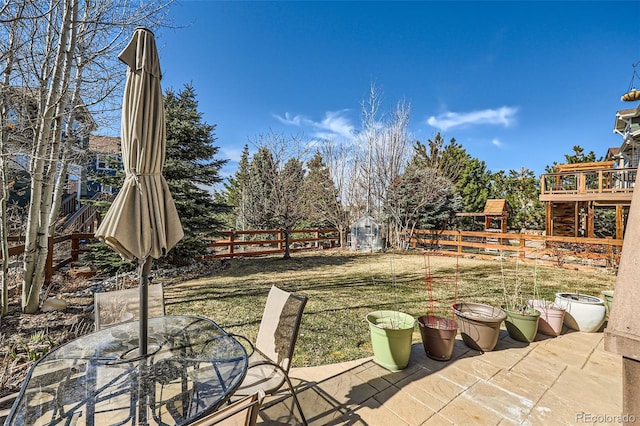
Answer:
[{"left": 95, "top": 27, "right": 183, "bottom": 357}]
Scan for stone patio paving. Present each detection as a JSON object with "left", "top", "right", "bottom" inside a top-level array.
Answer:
[{"left": 258, "top": 328, "right": 622, "bottom": 425}]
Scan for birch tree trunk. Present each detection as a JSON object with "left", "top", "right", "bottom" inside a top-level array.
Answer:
[
  {"left": 0, "top": 2, "right": 25, "bottom": 316},
  {"left": 0, "top": 0, "right": 173, "bottom": 313},
  {"left": 22, "top": 0, "right": 77, "bottom": 313}
]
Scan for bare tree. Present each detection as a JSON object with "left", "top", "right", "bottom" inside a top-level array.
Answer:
[
  {"left": 0, "top": 2, "right": 24, "bottom": 316},
  {"left": 354, "top": 84, "right": 412, "bottom": 247},
  {"left": 317, "top": 139, "right": 361, "bottom": 248},
  {"left": 1, "top": 0, "right": 173, "bottom": 313},
  {"left": 385, "top": 165, "right": 459, "bottom": 249}
]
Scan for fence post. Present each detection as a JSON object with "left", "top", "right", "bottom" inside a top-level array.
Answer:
[
  {"left": 315, "top": 231, "right": 320, "bottom": 248},
  {"left": 457, "top": 231, "right": 462, "bottom": 255},
  {"left": 278, "top": 230, "right": 284, "bottom": 251},
  {"left": 519, "top": 234, "right": 525, "bottom": 260},
  {"left": 229, "top": 230, "right": 235, "bottom": 256},
  {"left": 45, "top": 236, "right": 54, "bottom": 287},
  {"left": 71, "top": 232, "right": 80, "bottom": 262}
]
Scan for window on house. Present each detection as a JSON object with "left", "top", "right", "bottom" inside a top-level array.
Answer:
[{"left": 96, "top": 154, "right": 110, "bottom": 170}]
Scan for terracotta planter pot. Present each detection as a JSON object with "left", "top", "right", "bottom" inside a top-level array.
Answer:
[
  {"left": 418, "top": 315, "right": 458, "bottom": 361},
  {"left": 502, "top": 307, "right": 540, "bottom": 343},
  {"left": 452, "top": 302, "right": 506, "bottom": 352},
  {"left": 554, "top": 293, "right": 606, "bottom": 333},
  {"left": 366, "top": 310, "right": 415, "bottom": 371},
  {"left": 527, "top": 299, "right": 566, "bottom": 337}
]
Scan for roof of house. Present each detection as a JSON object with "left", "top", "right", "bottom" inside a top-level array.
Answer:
[
  {"left": 89, "top": 135, "right": 120, "bottom": 154},
  {"left": 606, "top": 147, "right": 621, "bottom": 160},
  {"left": 614, "top": 106, "right": 640, "bottom": 134}
]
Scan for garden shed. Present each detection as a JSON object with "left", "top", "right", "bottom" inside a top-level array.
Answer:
[{"left": 349, "top": 215, "right": 382, "bottom": 252}]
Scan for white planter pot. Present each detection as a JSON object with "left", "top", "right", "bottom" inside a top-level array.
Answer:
[{"left": 554, "top": 293, "right": 606, "bottom": 333}]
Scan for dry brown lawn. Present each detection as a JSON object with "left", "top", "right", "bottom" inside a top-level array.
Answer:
[{"left": 164, "top": 249, "right": 616, "bottom": 367}]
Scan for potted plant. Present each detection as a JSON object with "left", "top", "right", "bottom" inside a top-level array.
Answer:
[
  {"left": 500, "top": 254, "right": 540, "bottom": 343},
  {"left": 366, "top": 310, "right": 415, "bottom": 371},
  {"left": 554, "top": 292, "right": 607, "bottom": 332},
  {"left": 526, "top": 299, "right": 565, "bottom": 337},
  {"left": 527, "top": 264, "right": 566, "bottom": 337},
  {"left": 418, "top": 314, "right": 457, "bottom": 361},
  {"left": 452, "top": 302, "right": 506, "bottom": 352},
  {"left": 366, "top": 255, "right": 416, "bottom": 371},
  {"left": 601, "top": 289, "right": 614, "bottom": 318},
  {"left": 526, "top": 261, "right": 566, "bottom": 337},
  {"left": 417, "top": 254, "right": 458, "bottom": 361}
]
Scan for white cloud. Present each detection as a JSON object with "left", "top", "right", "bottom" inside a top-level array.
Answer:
[
  {"left": 273, "top": 110, "right": 356, "bottom": 141},
  {"left": 274, "top": 112, "right": 309, "bottom": 127},
  {"left": 427, "top": 106, "right": 518, "bottom": 131},
  {"left": 491, "top": 138, "right": 502, "bottom": 147}
]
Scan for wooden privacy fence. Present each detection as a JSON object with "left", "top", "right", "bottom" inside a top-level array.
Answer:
[
  {"left": 404, "top": 229, "right": 623, "bottom": 269},
  {"left": 204, "top": 228, "right": 340, "bottom": 258}
]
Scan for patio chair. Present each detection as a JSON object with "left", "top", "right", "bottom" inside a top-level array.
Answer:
[
  {"left": 94, "top": 284, "right": 165, "bottom": 330},
  {"left": 188, "top": 390, "right": 264, "bottom": 426},
  {"left": 231, "top": 285, "right": 308, "bottom": 426}
]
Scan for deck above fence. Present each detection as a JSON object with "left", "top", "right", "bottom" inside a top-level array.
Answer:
[{"left": 540, "top": 167, "right": 635, "bottom": 202}]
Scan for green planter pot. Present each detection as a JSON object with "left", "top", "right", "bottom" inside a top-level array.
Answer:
[
  {"left": 366, "top": 310, "right": 415, "bottom": 371},
  {"left": 601, "top": 290, "right": 614, "bottom": 318},
  {"left": 503, "top": 307, "right": 541, "bottom": 343}
]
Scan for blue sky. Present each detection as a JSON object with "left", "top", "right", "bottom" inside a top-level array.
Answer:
[{"left": 155, "top": 1, "right": 640, "bottom": 179}]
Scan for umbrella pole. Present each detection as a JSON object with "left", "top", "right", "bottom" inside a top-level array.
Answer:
[
  {"left": 138, "top": 256, "right": 152, "bottom": 425},
  {"left": 139, "top": 256, "right": 153, "bottom": 357}
]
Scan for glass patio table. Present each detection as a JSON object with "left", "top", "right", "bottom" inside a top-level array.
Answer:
[{"left": 4, "top": 315, "right": 248, "bottom": 426}]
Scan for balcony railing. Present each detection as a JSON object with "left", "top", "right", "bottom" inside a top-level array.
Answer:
[{"left": 541, "top": 167, "right": 636, "bottom": 197}]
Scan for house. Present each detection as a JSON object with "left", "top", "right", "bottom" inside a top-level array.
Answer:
[
  {"left": 539, "top": 105, "right": 640, "bottom": 239},
  {"left": 82, "top": 135, "right": 121, "bottom": 198},
  {"left": 3, "top": 86, "right": 97, "bottom": 207}
]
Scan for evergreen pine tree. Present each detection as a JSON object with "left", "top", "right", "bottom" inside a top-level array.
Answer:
[
  {"left": 222, "top": 144, "right": 250, "bottom": 229},
  {"left": 162, "top": 84, "right": 229, "bottom": 264},
  {"left": 244, "top": 147, "right": 276, "bottom": 230}
]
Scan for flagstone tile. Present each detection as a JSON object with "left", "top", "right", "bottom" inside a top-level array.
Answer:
[
  {"left": 420, "top": 412, "right": 456, "bottom": 425},
  {"left": 348, "top": 396, "right": 410, "bottom": 426},
  {"left": 373, "top": 385, "right": 436, "bottom": 425},
  {"left": 449, "top": 357, "right": 501, "bottom": 381},
  {"left": 438, "top": 392, "right": 505, "bottom": 425},
  {"left": 524, "top": 391, "right": 594, "bottom": 426},
  {"left": 394, "top": 370, "right": 465, "bottom": 411},
  {"left": 488, "top": 369, "right": 549, "bottom": 403},
  {"left": 549, "top": 365, "right": 622, "bottom": 413},
  {"left": 459, "top": 379, "right": 536, "bottom": 424}
]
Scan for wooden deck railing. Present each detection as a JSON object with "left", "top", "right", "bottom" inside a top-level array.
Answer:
[
  {"left": 61, "top": 193, "right": 103, "bottom": 233},
  {"left": 540, "top": 167, "right": 636, "bottom": 197},
  {"left": 404, "top": 229, "right": 623, "bottom": 269},
  {"left": 5, "top": 233, "right": 94, "bottom": 286}
]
